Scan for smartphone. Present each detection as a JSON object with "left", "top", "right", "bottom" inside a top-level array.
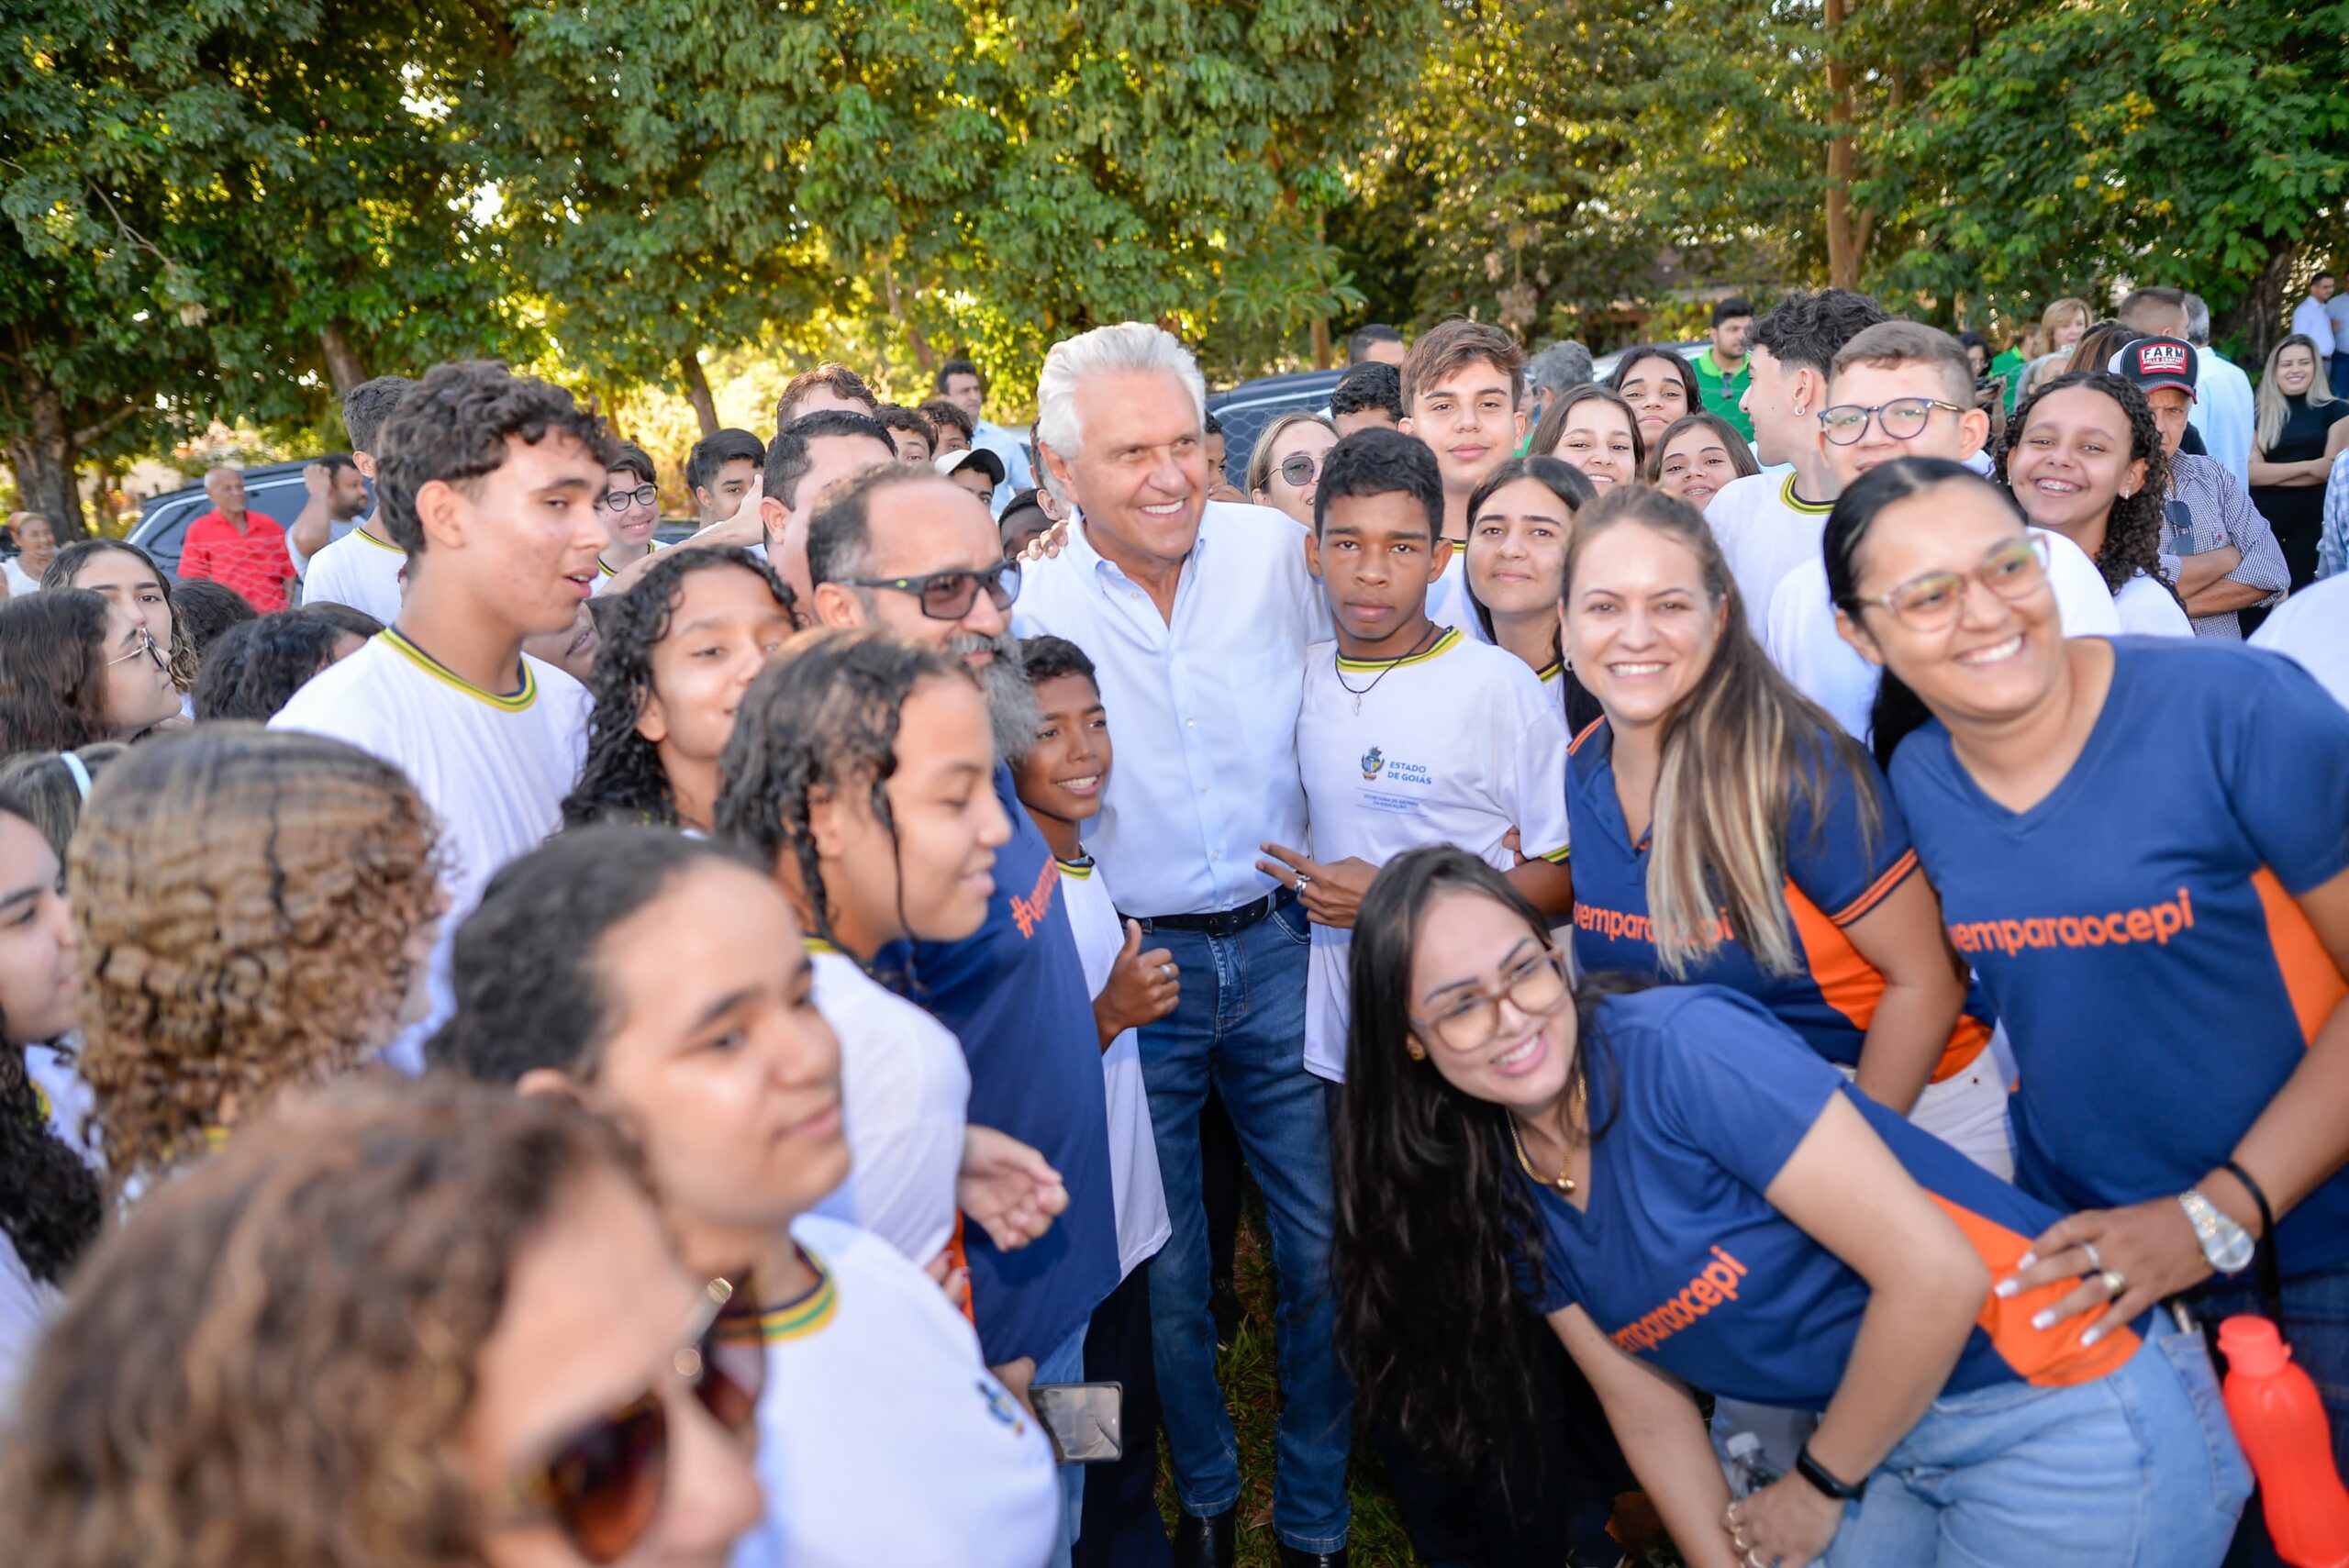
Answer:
[{"left": 1031, "top": 1381, "right": 1124, "bottom": 1464}]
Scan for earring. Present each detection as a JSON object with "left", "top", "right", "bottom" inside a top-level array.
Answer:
[{"left": 1406, "top": 1040, "right": 1427, "bottom": 1062}]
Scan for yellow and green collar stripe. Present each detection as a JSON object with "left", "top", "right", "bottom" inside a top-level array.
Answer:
[
  {"left": 1335, "top": 626, "right": 1463, "bottom": 673},
  {"left": 724, "top": 1256, "right": 839, "bottom": 1344},
  {"left": 379, "top": 629, "right": 538, "bottom": 711},
  {"left": 1780, "top": 474, "right": 1834, "bottom": 516},
  {"left": 354, "top": 527, "right": 401, "bottom": 553},
  {"left": 1056, "top": 855, "right": 1096, "bottom": 879}
]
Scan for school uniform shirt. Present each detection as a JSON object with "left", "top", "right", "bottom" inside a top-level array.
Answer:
[
  {"left": 1425, "top": 553, "right": 1484, "bottom": 637},
  {"left": 2112, "top": 571, "right": 2193, "bottom": 638},
  {"left": 1890, "top": 638, "right": 2349, "bottom": 1278},
  {"left": 728, "top": 1214, "right": 1060, "bottom": 1568},
  {"left": 1297, "top": 628, "right": 1570, "bottom": 1082},
  {"left": 26, "top": 1040, "right": 96, "bottom": 1166},
  {"left": 271, "top": 631, "right": 589, "bottom": 1064},
  {"left": 804, "top": 942, "right": 970, "bottom": 1267},
  {"left": 592, "top": 539, "right": 666, "bottom": 596},
  {"left": 179, "top": 509, "right": 296, "bottom": 612},
  {"left": 1057, "top": 856, "right": 1173, "bottom": 1282},
  {"left": 1568, "top": 716, "right": 1993, "bottom": 1082},
  {"left": 1702, "top": 470, "right": 1832, "bottom": 623},
  {"left": 877, "top": 761, "right": 1119, "bottom": 1367},
  {"left": 1527, "top": 984, "right": 2142, "bottom": 1409},
  {"left": 2250, "top": 573, "right": 2349, "bottom": 710},
  {"left": 297, "top": 524, "right": 406, "bottom": 624},
  {"left": 1763, "top": 528, "right": 2121, "bottom": 743}
]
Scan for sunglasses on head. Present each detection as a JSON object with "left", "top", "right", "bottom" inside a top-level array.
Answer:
[
  {"left": 836, "top": 558, "right": 1021, "bottom": 620},
  {"left": 496, "top": 1277, "right": 761, "bottom": 1564}
]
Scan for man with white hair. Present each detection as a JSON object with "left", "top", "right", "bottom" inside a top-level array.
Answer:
[
  {"left": 1014, "top": 323, "right": 1353, "bottom": 1568},
  {"left": 2183, "top": 292, "right": 2254, "bottom": 488}
]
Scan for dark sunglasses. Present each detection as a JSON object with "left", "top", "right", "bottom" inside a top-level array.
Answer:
[
  {"left": 497, "top": 1277, "right": 761, "bottom": 1563},
  {"left": 836, "top": 559, "right": 1021, "bottom": 620}
]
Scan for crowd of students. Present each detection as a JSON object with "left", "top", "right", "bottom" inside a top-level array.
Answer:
[{"left": 0, "top": 288, "right": 2343, "bottom": 1568}]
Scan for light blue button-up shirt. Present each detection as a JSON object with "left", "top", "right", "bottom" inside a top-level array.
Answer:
[{"left": 1014, "top": 499, "right": 1331, "bottom": 917}]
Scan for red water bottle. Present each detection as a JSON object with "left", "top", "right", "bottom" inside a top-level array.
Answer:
[{"left": 2220, "top": 1315, "right": 2349, "bottom": 1568}]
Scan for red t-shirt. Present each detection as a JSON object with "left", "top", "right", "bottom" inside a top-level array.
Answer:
[{"left": 179, "top": 509, "right": 295, "bottom": 612}]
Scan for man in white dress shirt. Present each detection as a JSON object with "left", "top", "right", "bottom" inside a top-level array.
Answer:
[{"left": 1015, "top": 323, "right": 1353, "bottom": 1568}]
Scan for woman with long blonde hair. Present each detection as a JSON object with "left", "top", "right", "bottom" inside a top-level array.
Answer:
[{"left": 2249, "top": 332, "right": 2349, "bottom": 586}]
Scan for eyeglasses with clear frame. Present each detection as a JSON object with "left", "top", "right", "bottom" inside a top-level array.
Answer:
[
  {"left": 1862, "top": 534, "right": 2052, "bottom": 633},
  {"left": 1409, "top": 945, "right": 1573, "bottom": 1054},
  {"left": 1817, "top": 397, "right": 1968, "bottom": 446}
]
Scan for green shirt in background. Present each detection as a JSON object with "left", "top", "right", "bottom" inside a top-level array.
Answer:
[
  {"left": 1989, "top": 347, "right": 2027, "bottom": 411},
  {"left": 1693, "top": 347, "right": 1754, "bottom": 441}
]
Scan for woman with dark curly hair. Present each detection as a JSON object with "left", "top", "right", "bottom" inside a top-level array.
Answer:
[
  {"left": 189, "top": 613, "right": 350, "bottom": 721},
  {"left": 0, "top": 588, "right": 184, "bottom": 754},
  {"left": 0, "top": 1076, "right": 766, "bottom": 1568},
  {"left": 42, "top": 538, "right": 198, "bottom": 694},
  {"left": 1999, "top": 372, "right": 2192, "bottom": 637},
  {"left": 563, "top": 546, "right": 796, "bottom": 831},
  {"left": 72, "top": 726, "right": 442, "bottom": 1190},
  {"left": 0, "top": 796, "right": 103, "bottom": 1402}
]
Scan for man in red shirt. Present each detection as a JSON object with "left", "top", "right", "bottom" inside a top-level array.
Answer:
[{"left": 180, "top": 465, "right": 295, "bottom": 612}]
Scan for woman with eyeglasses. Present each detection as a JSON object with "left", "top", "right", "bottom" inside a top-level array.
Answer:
[
  {"left": 1607, "top": 344, "right": 1702, "bottom": 451},
  {"left": 1, "top": 1077, "right": 767, "bottom": 1568},
  {"left": 75, "top": 727, "right": 443, "bottom": 1195},
  {"left": 1559, "top": 485, "right": 2006, "bottom": 1171},
  {"left": 1532, "top": 384, "right": 1644, "bottom": 494},
  {"left": 1245, "top": 410, "right": 1339, "bottom": 528},
  {"left": 1334, "top": 845, "right": 2247, "bottom": 1568},
  {"left": 1999, "top": 373, "right": 2193, "bottom": 639},
  {"left": 1646, "top": 411, "right": 1762, "bottom": 515},
  {"left": 430, "top": 823, "right": 1063, "bottom": 1568},
  {"left": 1833, "top": 456, "right": 2349, "bottom": 1511},
  {"left": 564, "top": 547, "right": 796, "bottom": 832},
  {"left": 42, "top": 539, "right": 198, "bottom": 696},
  {"left": 0, "top": 589, "right": 183, "bottom": 754},
  {"left": 596, "top": 442, "right": 668, "bottom": 591}
]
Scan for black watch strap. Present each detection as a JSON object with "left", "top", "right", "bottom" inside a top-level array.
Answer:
[{"left": 1796, "top": 1443, "right": 1865, "bottom": 1501}]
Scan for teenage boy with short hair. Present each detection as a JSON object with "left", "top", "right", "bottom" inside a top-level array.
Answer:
[
  {"left": 685, "top": 427, "right": 765, "bottom": 527},
  {"left": 1765, "top": 320, "right": 2119, "bottom": 741},
  {"left": 1397, "top": 318, "right": 1529, "bottom": 634},
  {"left": 1708, "top": 288, "right": 1889, "bottom": 617},
  {"left": 300, "top": 376, "right": 418, "bottom": 621},
  {"left": 1259, "top": 428, "right": 1571, "bottom": 1086},
  {"left": 1329, "top": 361, "right": 1403, "bottom": 437},
  {"left": 273, "top": 359, "right": 615, "bottom": 1064},
  {"left": 1011, "top": 632, "right": 1178, "bottom": 1568},
  {"left": 593, "top": 440, "right": 663, "bottom": 590}
]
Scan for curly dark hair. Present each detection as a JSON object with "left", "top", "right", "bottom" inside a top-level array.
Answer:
[
  {"left": 562, "top": 547, "right": 796, "bottom": 829},
  {"left": 1998, "top": 370, "right": 2174, "bottom": 596},
  {"left": 172, "top": 577, "right": 260, "bottom": 661},
  {"left": 72, "top": 726, "right": 443, "bottom": 1189},
  {"left": 0, "top": 1075, "right": 651, "bottom": 1568},
  {"left": 0, "top": 589, "right": 116, "bottom": 754},
  {"left": 296, "top": 601, "right": 387, "bottom": 642},
  {"left": 712, "top": 628, "right": 974, "bottom": 952},
  {"left": 43, "top": 538, "right": 198, "bottom": 690},
  {"left": 0, "top": 1038, "right": 101, "bottom": 1288},
  {"left": 190, "top": 614, "right": 343, "bottom": 722},
  {"left": 375, "top": 360, "right": 618, "bottom": 557}
]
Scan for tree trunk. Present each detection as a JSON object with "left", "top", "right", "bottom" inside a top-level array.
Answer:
[
  {"left": 1310, "top": 316, "right": 1331, "bottom": 370},
  {"left": 6, "top": 370, "right": 85, "bottom": 539},
  {"left": 1822, "top": 0, "right": 1860, "bottom": 291},
  {"left": 678, "top": 349, "right": 719, "bottom": 436},
  {"left": 317, "top": 322, "right": 369, "bottom": 397},
  {"left": 2218, "top": 241, "right": 2299, "bottom": 367}
]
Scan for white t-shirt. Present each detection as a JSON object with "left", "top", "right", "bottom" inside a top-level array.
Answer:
[
  {"left": 2113, "top": 572, "right": 2194, "bottom": 638},
  {"left": 26, "top": 1040, "right": 97, "bottom": 1165},
  {"left": 1297, "top": 628, "right": 1571, "bottom": 1082},
  {"left": 297, "top": 526, "right": 405, "bottom": 623},
  {"left": 0, "top": 1229, "right": 60, "bottom": 1415},
  {"left": 804, "top": 944, "right": 969, "bottom": 1267},
  {"left": 592, "top": 539, "right": 668, "bottom": 596},
  {"left": 2250, "top": 574, "right": 2349, "bottom": 710},
  {"left": 1703, "top": 468, "right": 1832, "bottom": 623},
  {"left": 1055, "top": 859, "right": 1172, "bottom": 1283},
  {"left": 3, "top": 558, "right": 40, "bottom": 599},
  {"left": 271, "top": 632, "right": 588, "bottom": 1064},
  {"left": 731, "top": 1215, "right": 1060, "bottom": 1568},
  {"left": 1765, "top": 528, "right": 2123, "bottom": 741},
  {"left": 1425, "top": 553, "right": 1485, "bottom": 639}
]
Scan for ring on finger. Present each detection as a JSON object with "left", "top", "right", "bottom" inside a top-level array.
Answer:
[
  {"left": 2081, "top": 1240, "right": 2104, "bottom": 1272},
  {"left": 2101, "top": 1268, "right": 2129, "bottom": 1296},
  {"left": 1159, "top": 962, "right": 1175, "bottom": 983},
  {"left": 1295, "top": 873, "right": 1313, "bottom": 895}
]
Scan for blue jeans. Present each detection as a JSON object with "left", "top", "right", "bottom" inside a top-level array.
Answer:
[
  {"left": 1824, "top": 1318, "right": 2249, "bottom": 1566},
  {"left": 2192, "top": 1261, "right": 2349, "bottom": 1567},
  {"left": 1036, "top": 1322, "right": 1087, "bottom": 1568},
  {"left": 1135, "top": 896, "right": 1352, "bottom": 1552},
  {"left": 2331, "top": 352, "right": 2349, "bottom": 401}
]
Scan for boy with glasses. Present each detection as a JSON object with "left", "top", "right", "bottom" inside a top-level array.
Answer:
[
  {"left": 593, "top": 441, "right": 665, "bottom": 593},
  {"left": 1763, "top": 321, "right": 2120, "bottom": 741}
]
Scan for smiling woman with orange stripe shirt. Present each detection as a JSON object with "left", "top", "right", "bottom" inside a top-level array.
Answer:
[{"left": 1557, "top": 485, "right": 2009, "bottom": 1173}]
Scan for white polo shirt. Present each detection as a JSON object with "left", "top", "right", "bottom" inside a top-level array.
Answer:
[
  {"left": 1703, "top": 468, "right": 1831, "bottom": 621},
  {"left": 1295, "top": 628, "right": 1570, "bottom": 1082},
  {"left": 1055, "top": 857, "right": 1172, "bottom": 1282},
  {"left": 298, "top": 525, "right": 406, "bottom": 623}
]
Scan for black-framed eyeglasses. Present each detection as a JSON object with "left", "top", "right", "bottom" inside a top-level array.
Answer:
[
  {"left": 1408, "top": 946, "right": 1573, "bottom": 1053},
  {"left": 107, "top": 627, "right": 166, "bottom": 672},
  {"left": 597, "top": 484, "right": 659, "bottom": 513},
  {"left": 1817, "top": 397, "right": 1967, "bottom": 445},
  {"left": 1277, "top": 451, "right": 1322, "bottom": 489},
  {"left": 836, "top": 559, "right": 1021, "bottom": 620},
  {"left": 493, "top": 1277, "right": 761, "bottom": 1563},
  {"left": 1863, "top": 535, "right": 2051, "bottom": 632}
]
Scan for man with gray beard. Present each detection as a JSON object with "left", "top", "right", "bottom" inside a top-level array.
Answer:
[{"left": 804, "top": 464, "right": 1120, "bottom": 1568}]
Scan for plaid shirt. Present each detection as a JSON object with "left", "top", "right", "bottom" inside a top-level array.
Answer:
[
  {"left": 2159, "top": 452, "right": 2288, "bottom": 639},
  {"left": 2321, "top": 450, "right": 2349, "bottom": 582}
]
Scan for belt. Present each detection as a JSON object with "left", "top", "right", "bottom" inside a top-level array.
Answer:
[{"left": 1125, "top": 885, "right": 1296, "bottom": 938}]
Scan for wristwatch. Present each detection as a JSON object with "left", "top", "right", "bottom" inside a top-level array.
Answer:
[{"left": 2178, "top": 1188, "right": 2256, "bottom": 1273}]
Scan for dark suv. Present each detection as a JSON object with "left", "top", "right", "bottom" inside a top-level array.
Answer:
[{"left": 1207, "top": 368, "right": 1346, "bottom": 490}]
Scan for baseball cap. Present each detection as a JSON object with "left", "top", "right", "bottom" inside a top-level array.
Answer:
[
  {"left": 935, "top": 447, "right": 1007, "bottom": 486},
  {"left": 2112, "top": 337, "right": 2198, "bottom": 401}
]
